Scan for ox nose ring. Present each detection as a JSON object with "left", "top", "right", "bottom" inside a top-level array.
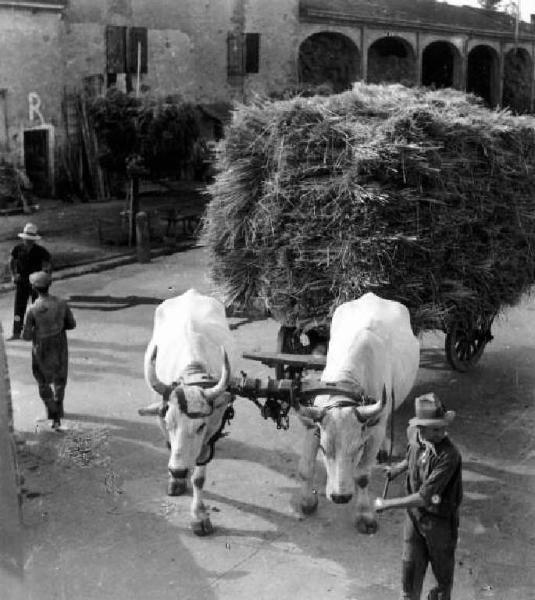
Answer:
[
  {"left": 331, "top": 493, "right": 353, "bottom": 504},
  {"left": 169, "top": 468, "right": 189, "bottom": 479}
]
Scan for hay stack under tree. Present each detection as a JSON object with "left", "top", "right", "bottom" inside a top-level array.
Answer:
[{"left": 202, "top": 83, "right": 535, "bottom": 334}]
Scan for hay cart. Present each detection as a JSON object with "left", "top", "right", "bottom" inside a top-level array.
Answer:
[
  {"left": 243, "top": 306, "right": 496, "bottom": 383},
  {"left": 235, "top": 307, "right": 494, "bottom": 431}
]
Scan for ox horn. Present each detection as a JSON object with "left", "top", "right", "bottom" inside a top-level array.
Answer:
[
  {"left": 203, "top": 347, "right": 231, "bottom": 402},
  {"left": 296, "top": 406, "right": 325, "bottom": 423},
  {"left": 147, "top": 346, "right": 173, "bottom": 397},
  {"left": 138, "top": 401, "right": 164, "bottom": 417},
  {"left": 355, "top": 385, "right": 388, "bottom": 422}
]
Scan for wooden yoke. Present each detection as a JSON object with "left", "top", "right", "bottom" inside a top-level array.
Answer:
[{"left": 228, "top": 375, "right": 363, "bottom": 406}]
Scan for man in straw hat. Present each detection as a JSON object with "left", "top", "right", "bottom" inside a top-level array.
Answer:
[
  {"left": 22, "top": 271, "right": 76, "bottom": 430},
  {"left": 373, "top": 393, "right": 463, "bottom": 600},
  {"left": 7, "top": 222, "right": 51, "bottom": 340}
]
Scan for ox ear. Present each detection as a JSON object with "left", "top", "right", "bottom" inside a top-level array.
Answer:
[{"left": 138, "top": 401, "right": 164, "bottom": 417}]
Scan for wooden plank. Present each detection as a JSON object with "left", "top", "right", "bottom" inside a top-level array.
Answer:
[{"left": 242, "top": 351, "right": 326, "bottom": 369}]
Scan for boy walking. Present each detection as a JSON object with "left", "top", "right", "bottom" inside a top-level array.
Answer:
[
  {"left": 374, "top": 393, "right": 463, "bottom": 600},
  {"left": 8, "top": 223, "right": 51, "bottom": 340},
  {"left": 22, "top": 271, "right": 76, "bottom": 430}
]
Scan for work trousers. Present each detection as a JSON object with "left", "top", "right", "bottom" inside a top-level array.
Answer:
[
  {"left": 13, "top": 282, "right": 36, "bottom": 335},
  {"left": 401, "top": 512, "right": 458, "bottom": 600},
  {"left": 33, "top": 367, "right": 66, "bottom": 420}
]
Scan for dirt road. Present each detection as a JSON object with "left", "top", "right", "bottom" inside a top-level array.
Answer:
[{"left": 1, "top": 247, "right": 534, "bottom": 600}]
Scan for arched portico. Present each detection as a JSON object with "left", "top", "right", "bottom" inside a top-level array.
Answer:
[
  {"left": 467, "top": 45, "right": 500, "bottom": 106},
  {"left": 422, "top": 41, "right": 462, "bottom": 89},
  {"left": 367, "top": 36, "right": 416, "bottom": 86},
  {"left": 503, "top": 48, "right": 533, "bottom": 114},
  {"left": 298, "top": 32, "right": 360, "bottom": 93}
]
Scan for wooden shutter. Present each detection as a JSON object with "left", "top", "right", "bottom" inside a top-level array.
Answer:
[
  {"left": 106, "top": 25, "right": 127, "bottom": 73},
  {"left": 227, "top": 32, "right": 244, "bottom": 76},
  {"left": 128, "top": 27, "right": 148, "bottom": 74},
  {"left": 245, "top": 33, "right": 260, "bottom": 74}
]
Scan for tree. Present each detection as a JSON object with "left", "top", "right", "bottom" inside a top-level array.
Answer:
[
  {"left": 477, "top": 0, "right": 519, "bottom": 15},
  {"left": 477, "top": 0, "right": 501, "bottom": 7}
]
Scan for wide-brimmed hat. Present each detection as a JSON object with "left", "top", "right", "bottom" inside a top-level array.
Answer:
[
  {"left": 409, "top": 393, "right": 455, "bottom": 427},
  {"left": 29, "top": 271, "right": 52, "bottom": 289},
  {"left": 18, "top": 223, "right": 41, "bottom": 240}
]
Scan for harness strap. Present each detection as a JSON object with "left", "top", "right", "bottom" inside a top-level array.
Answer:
[
  {"left": 299, "top": 380, "right": 367, "bottom": 402},
  {"left": 196, "top": 401, "right": 235, "bottom": 466}
]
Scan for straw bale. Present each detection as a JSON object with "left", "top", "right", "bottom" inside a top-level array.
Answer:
[{"left": 202, "top": 84, "right": 535, "bottom": 333}]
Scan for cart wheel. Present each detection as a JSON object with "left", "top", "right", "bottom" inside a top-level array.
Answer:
[
  {"left": 275, "top": 326, "right": 300, "bottom": 380},
  {"left": 445, "top": 314, "right": 494, "bottom": 372}
]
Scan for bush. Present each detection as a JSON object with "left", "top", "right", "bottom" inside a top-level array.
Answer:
[{"left": 89, "top": 89, "right": 202, "bottom": 179}]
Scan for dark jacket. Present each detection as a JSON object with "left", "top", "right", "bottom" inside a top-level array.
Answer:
[
  {"left": 10, "top": 243, "right": 51, "bottom": 282},
  {"left": 406, "top": 435, "right": 462, "bottom": 522}
]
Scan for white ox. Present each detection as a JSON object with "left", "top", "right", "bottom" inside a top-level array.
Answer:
[
  {"left": 138, "top": 289, "right": 237, "bottom": 536},
  {"left": 295, "top": 292, "right": 420, "bottom": 533}
]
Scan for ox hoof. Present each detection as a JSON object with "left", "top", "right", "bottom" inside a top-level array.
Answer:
[
  {"left": 356, "top": 516, "right": 378, "bottom": 535},
  {"left": 167, "top": 479, "right": 187, "bottom": 496},
  {"left": 300, "top": 493, "right": 319, "bottom": 515},
  {"left": 191, "top": 517, "right": 214, "bottom": 536}
]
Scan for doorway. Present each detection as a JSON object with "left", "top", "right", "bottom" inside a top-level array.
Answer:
[{"left": 23, "top": 128, "right": 50, "bottom": 196}]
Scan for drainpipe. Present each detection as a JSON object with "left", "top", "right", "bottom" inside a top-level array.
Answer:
[
  {"left": 0, "top": 89, "right": 9, "bottom": 153},
  {"left": 531, "top": 40, "right": 535, "bottom": 113},
  {"left": 416, "top": 31, "right": 422, "bottom": 86},
  {"left": 360, "top": 25, "right": 367, "bottom": 82},
  {"left": 462, "top": 36, "right": 469, "bottom": 92},
  {"left": 230, "top": 0, "right": 246, "bottom": 103},
  {"left": 497, "top": 40, "right": 505, "bottom": 108}
]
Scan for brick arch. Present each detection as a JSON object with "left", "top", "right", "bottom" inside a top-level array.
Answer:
[
  {"left": 298, "top": 31, "right": 360, "bottom": 93},
  {"left": 503, "top": 47, "right": 533, "bottom": 114},
  {"left": 422, "top": 40, "right": 462, "bottom": 89},
  {"left": 467, "top": 44, "right": 500, "bottom": 107},
  {"left": 367, "top": 36, "right": 416, "bottom": 86}
]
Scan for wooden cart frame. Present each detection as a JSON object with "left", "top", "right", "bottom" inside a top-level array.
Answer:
[{"left": 244, "top": 309, "right": 495, "bottom": 379}]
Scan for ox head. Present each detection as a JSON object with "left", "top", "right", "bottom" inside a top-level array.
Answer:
[
  {"left": 296, "top": 385, "right": 388, "bottom": 504},
  {"left": 139, "top": 346, "right": 231, "bottom": 476}
]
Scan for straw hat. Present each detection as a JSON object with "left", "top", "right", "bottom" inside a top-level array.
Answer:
[
  {"left": 409, "top": 393, "right": 455, "bottom": 427},
  {"left": 18, "top": 223, "right": 41, "bottom": 240},
  {"left": 29, "top": 271, "right": 52, "bottom": 289}
]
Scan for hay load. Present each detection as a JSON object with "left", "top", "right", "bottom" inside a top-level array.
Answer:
[{"left": 202, "top": 83, "right": 535, "bottom": 333}]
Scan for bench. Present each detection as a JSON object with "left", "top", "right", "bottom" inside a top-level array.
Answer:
[
  {"left": 159, "top": 208, "right": 202, "bottom": 239},
  {"left": 96, "top": 210, "right": 160, "bottom": 246}
]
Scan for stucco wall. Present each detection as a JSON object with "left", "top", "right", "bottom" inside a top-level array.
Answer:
[
  {"left": 243, "top": 0, "right": 300, "bottom": 97},
  {"left": 0, "top": 8, "right": 63, "bottom": 162},
  {"left": 63, "top": 0, "right": 300, "bottom": 103},
  {"left": 63, "top": 0, "right": 297, "bottom": 104}
]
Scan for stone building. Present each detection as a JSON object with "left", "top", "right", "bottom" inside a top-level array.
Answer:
[
  {"left": 0, "top": 0, "right": 533, "bottom": 195},
  {"left": 297, "top": 0, "right": 535, "bottom": 113}
]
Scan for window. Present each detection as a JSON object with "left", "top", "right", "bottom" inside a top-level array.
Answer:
[
  {"left": 227, "top": 32, "right": 244, "bottom": 76},
  {"left": 227, "top": 32, "right": 260, "bottom": 76},
  {"left": 106, "top": 25, "right": 127, "bottom": 74},
  {"left": 128, "top": 27, "right": 148, "bottom": 74},
  {"left": 244, "top": 33, "right": 260, "bottom": 74},
  {"left": 106, "top": 25, "right": 148, "bottom": 77}
]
